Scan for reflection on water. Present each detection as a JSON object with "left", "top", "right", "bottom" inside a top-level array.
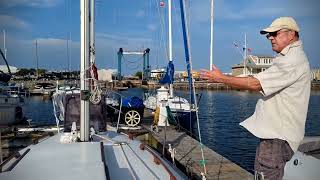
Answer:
[
  {"left": 23, "top": 95, "right": 56, "bottom": 125},
  {"left": 23, "top": 89, "right": 320, "bottom": 173}
]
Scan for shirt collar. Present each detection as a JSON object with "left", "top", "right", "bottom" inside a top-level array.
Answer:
[{"left": 279, "top": 40, "right": 302, "bottom": 56}]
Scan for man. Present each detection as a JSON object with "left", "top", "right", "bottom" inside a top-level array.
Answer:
[{"left": 201, "top": 17, "right": 311, "bottom": 180}]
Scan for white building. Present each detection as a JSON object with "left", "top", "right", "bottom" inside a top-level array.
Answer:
[
  {"left": 311, "top": 68, "right": 320, "bottom": 81},
  {"left": 97, "top": 69, "right": 117, "bottom": 82},
  {"left": 150, "top": 68, "right": 165, "bottom": 79},
  {"left": 232, "top": 55, "right": 275, "bottom": 76}
]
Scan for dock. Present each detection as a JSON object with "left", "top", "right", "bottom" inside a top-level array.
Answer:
[{"left": 120, "top": 110, "right": 253, "bottom": 180}]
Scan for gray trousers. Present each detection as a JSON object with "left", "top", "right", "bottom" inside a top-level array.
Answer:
[{"left": 254, "top": 139, "right": 294, "bottom": 180}]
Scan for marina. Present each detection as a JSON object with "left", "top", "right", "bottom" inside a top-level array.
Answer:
[{"left": 1, "top": 89, "right": 319, "bottom": 179}]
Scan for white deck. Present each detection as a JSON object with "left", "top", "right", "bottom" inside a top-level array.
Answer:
[
  {"left": 98, "top": 127, "right": 187, "bottom": 180},
  {"left": 0, "top": 127, "right": 187, "bottom": 180},
  {"left": 0, "top": 134, "right": 106, "bottom": 180}
]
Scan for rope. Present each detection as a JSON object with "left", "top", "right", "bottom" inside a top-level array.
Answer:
[
  {"left": 78, "top": 62, "right": 102, "bottom": 104},
  {"left": 89, "top": 82, "right": 102, "bottom": 104},
  {"left": 182, "top": 0, "right": 207, "bottom": 175},
  {"left": 124, "top": 60, "right": 142, "bottom": 70}
]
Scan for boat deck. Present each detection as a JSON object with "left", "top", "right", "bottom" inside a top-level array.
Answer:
[
  {"left": 0, "top": 127, "right": 187, "bottom": 180},
  {"left": 0, "top": 134, "right": 106, "bottom": 180}
]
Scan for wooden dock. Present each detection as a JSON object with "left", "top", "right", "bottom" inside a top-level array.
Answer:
[{"left": 120, "top": 110, "right": 253, "bottom": 180}]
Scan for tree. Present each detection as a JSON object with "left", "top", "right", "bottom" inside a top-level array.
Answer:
[
  {"left": 135, "top": 71, "right": 142, "bottom": 79},
  {"left": 38, "top": 69, "right": 47, "bottom": 76},
  {"left": 15, "top": 68, "right": 31, "bottom": 76}
]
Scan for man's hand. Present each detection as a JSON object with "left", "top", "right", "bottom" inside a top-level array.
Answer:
[{"left": 200, "top": 65, "right": 224, "bottom": 83}]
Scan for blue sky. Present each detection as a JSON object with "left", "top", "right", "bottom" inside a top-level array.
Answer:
[{"left": 0, "top": 0, "right": 319, "bottom": 74}]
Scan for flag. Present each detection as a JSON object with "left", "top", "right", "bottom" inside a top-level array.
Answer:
[
  {"left": 160, "top": 1, "right": 165, "bottom": 7},
  {"left": 247, "top": 48, "right": 252, "bottom": 53},
  {"left": 233, "top": 42, "right": 239, "bottom": 47}
]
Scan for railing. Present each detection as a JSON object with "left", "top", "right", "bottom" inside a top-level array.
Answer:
[
  {"left": 7, "top": 86, "right": 29, "bottom": 97},
  {"left": 104, "top": 90, "right": 125, "bottom": 132}
]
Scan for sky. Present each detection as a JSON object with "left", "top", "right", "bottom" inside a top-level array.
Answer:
[{"left": 0, "top": 0, "right": 319, "bottom": 75}]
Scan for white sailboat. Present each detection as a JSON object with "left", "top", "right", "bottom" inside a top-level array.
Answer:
[
  {"left": 0, "top": 30, "right": 24, "bottom": 126},
  {"left": 144, "top": 0, "right": 195, "bottom": 129}
]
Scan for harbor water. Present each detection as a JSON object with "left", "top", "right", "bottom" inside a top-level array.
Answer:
[{"left": 23, "top": 88, "right": 320, "bottom": 172}]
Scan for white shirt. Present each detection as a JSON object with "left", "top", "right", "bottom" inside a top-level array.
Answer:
[{"left": 240, "top": 40, "right": 311, "bottom": 152}]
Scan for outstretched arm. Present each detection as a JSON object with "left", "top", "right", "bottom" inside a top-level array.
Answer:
[{"left": 200, "top": 65, "right": 262, "bottom": 92}]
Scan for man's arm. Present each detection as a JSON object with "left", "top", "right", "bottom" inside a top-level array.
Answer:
[
  {"left": 200, "top": 65, "right": 262, "bottom": 92},
  {"left": 219, "top": 75, "right": 262, "bottom": 91}
]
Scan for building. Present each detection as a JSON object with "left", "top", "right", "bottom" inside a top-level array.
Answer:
[
  {"left": 97, "top": 69, "right": 117, "bottom": 81},
  {"left": 150, "top": 68, "right": 165, "bottom": 80},
  {"left": 311, "top": 68, "right": 320, "bottom": 81},
  {"left": 232, "top": 55, "right": 275, "bottom": 76}
]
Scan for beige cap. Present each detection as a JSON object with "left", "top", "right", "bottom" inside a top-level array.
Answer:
[{"left": 260, "top": 17, "right": 300, "bottom": 34}]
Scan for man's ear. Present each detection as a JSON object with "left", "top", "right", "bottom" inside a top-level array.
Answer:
[{"left": 289, "top": 30, "right": 296, "bottom": 40}]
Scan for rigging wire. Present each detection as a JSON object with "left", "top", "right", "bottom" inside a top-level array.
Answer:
[
  {"left": 181, "top": 0, "right": 207, "bottom": 176},
  {"left": 66, "top": 0, "right": 72, "bottom": 72},
  {"left": 122, "top": 54, "right": 144, "bottom": 64},
  {"left": 124, "top": 60, "right": 142, "bottom": 70},
  {"left": 154, "top": 0, "right": 169, "bottom": 66}
]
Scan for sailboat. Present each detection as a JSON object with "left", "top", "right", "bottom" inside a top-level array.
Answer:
[
  {"left": 0, "top": 30, "right": 24, "bottom": 126},
  {"left": 0, "top": 1, "right": 187, "bottom": 179},
  {"left": 144, "top": 0, "right": 198, "bottom": 134}
]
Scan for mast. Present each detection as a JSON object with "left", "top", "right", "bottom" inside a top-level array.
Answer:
[
  {"left": 0, "top": 30, "right": 5, "bottom": 161},
  {"left": 67, "top": 32, "right": 72, "bottom": 74},
  {"left": 69, "top": 32, "right": 72, "bottom": 73},
  {"left": 209, "top": 0, "right": 214, "bottom": 70},
  {"left": 168, "top": 0, "right": 173, "bottom": 97},
  {"left": 3, "top": 30, "right": 7, "bottom": 59},
  {"left": 80, "top": 0, "right": 90, "bottom": 141},
  {"left": 178, "top": 0, "right": 194, "bottom": 104},
  {"left": 35, "top": 40, "right": 39, "bottom": 78},
  {"left": 67, "top": 33, "right": 70, "bottom": 74},
  {"left": 90, "top": 0, "right": 95, "bottom": 65},
  {"left": 243, "top": 33, "right": 247, "bottom": 76}
]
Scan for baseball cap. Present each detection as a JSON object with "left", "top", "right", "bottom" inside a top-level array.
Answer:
[{"left": 260, "top": 17, "right": 300, "bottom": 34}]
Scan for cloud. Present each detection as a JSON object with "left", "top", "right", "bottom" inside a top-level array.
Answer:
[
  {"left": 190, "top": 0, "right": 320, "bottom": 23},
  {"left": 136, "top": 10, "right": 145, "bottom": 17},
  {"left": 0, "top": 36, "right": 79, "bottom": 70},
  {"left": 234, "top": 0, "right": 317, "bottom": 20},
  {"left": 36, "top": 38, "right": 68, "bottom": 46},
  {"left": 147, "top": 24, "right": 157, "bottom": 31},
  {"left": 96, "top": 32, "right": 153, "bottom": 48},
  {"left": 0, "top": 15, "right": 30, "bottom": 30},
  {"left": 0, "top": 0, "right": 62, "bottom": 8}
]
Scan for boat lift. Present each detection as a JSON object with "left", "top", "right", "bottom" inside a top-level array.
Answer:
[{"left": 117, "top": 48, "right": 151, "bottom": 80}]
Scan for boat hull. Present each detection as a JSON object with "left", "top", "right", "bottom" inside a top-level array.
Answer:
[
  {"left": 170, "top": 110, "right": 199, "bottom": 138},
  {"left": 0, "top": 96, "right": 23, "bottom": 126}
]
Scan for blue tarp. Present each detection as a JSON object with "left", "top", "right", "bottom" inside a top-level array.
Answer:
[
  {"left": 122, "top": 96, "right": 145, "bottom": 109},
  {"left": 159, "top": 61, "right": 174, "bottom": 85}
]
